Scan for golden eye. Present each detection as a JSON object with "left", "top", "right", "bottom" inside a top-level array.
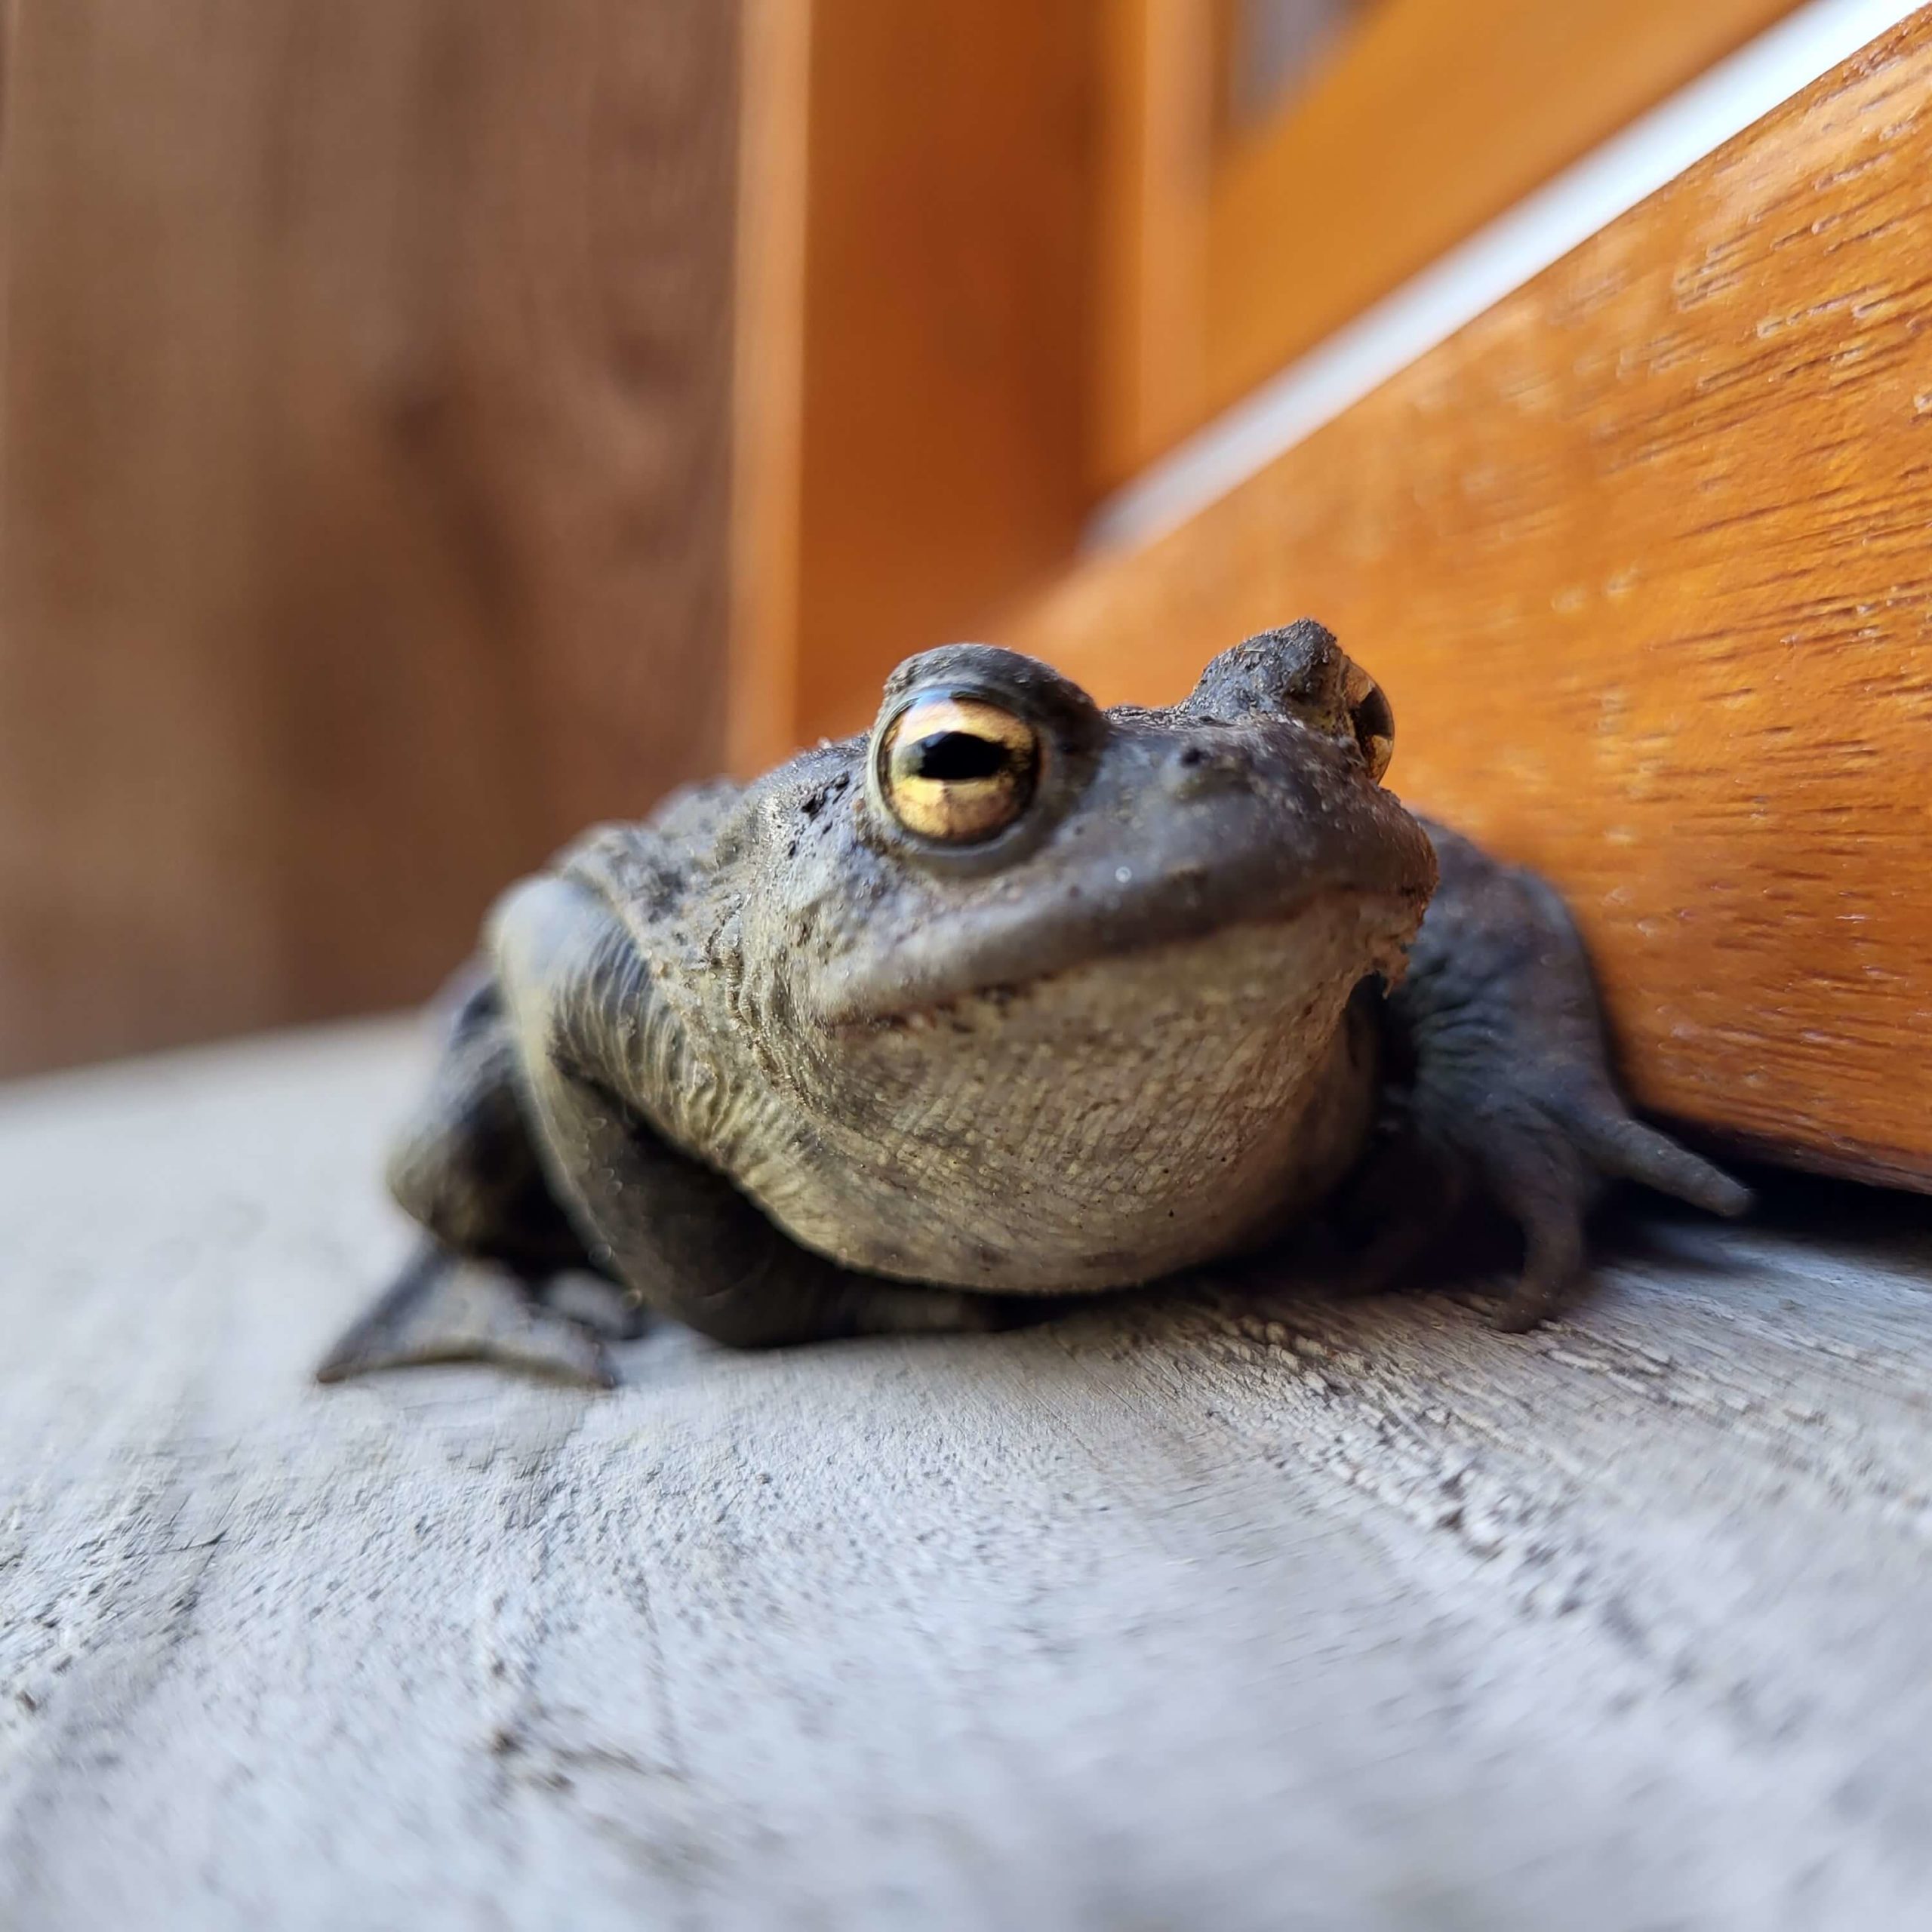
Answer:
[
  {"left": 1343, "top": 661, "right": 1394, "bottom": 783},
  {"left": 880, "top": 695, "right": 1040, "bottom": 843}
]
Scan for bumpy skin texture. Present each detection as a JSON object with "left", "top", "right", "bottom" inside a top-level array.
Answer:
[{"left": 317, "top": 622, "right": 1746, "bottom": 1387}]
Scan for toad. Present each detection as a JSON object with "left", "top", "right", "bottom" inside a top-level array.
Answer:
[{"left": 318, "top": 621, "right": 1746, "bottom": 1386}]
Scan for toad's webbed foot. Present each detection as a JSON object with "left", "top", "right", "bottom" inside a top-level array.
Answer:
[
  {"left": 1374, "top": 823, "right": 1749, "bottom": 1331},
  {"left": 315, "top": 1246, "right": 620, "bottom": 1390},
  {"left": 1475, "top": 1097, "right": 1747, "bottom": 1334}
]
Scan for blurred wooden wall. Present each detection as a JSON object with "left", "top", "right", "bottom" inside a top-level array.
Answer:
[
  {"left": 0, "top": 0, "right": 1829, "bottom": 1077},
  {"left": 0, "top": 0, "right": 741, "bottom": 1075}
]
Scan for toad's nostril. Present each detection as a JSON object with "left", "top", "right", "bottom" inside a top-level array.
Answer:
[{"left": 1166, "top": 743, "right": 1252, "bottom": 798}]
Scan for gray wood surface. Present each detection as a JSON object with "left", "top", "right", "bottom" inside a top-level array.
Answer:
[{"left": 2, "top": 1022, "right": 1929, "bottom": 1930}]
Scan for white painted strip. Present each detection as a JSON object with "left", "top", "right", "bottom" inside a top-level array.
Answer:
[{"left": 1089, "top": 0, "right": 1926, "bottom": 552}]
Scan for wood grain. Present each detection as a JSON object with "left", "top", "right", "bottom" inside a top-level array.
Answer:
[
  {"left": 789, "top": 0, "right": 1098, "bottom": 746},
  {"left": 0, "top": 0, "right": 740, "bottom": 1075},
  {"left": 4, "top": 1022, "right": 1931, "bottom": 1927},
  {"left": 1008, "top": 14, "right": 1932, "bottom": 1188}
]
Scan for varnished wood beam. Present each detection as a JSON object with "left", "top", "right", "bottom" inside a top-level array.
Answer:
[{"left": 1008, "top": 12, "right": 1932, "bottom": 1187}]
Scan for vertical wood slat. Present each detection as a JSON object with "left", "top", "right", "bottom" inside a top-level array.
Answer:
[
  {"left": 727, "top": 0, "right": 812, "bottom": 780},
  {"left": 1090, "top": 0, "right": 1217, "bottom": 491},
  {"left": 0, "top": 0, "right": 742, "bottom": 1075},
  {"left": 787, "top": 0, "right": 1098, "bottom": 748}
]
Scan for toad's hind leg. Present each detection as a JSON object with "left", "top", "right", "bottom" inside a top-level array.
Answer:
[
  {"left": 1357, "top": 822, "right": 1750, "bottom": 1331},
  {"left": 315, "top": 967, "right": 639, "bottom": 1389}
]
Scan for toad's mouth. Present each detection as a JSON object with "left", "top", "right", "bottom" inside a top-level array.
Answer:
[{"left": 814, "top": 883, "right": 1428, "bottom": 1032}]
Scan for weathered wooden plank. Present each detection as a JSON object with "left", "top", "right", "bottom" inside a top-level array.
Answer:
[
  {"left": 0, "top": 0, "right": 740, "bottom": 1075},
  {"left": 2, "top": 1027, "right": 1929, "bottom": 1927},
  {"left": 1010, "top": 13, "right": 1932, "bottom": 1189}
]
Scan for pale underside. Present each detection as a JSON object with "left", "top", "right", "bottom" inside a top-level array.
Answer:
[{"left": 724, "top": 899, "right": 1413, "bottom": 1294}]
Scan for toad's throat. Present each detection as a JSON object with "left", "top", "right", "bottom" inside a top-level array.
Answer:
[{"left": 737, "top": 896, "right": 1417, "bottom": 1295}]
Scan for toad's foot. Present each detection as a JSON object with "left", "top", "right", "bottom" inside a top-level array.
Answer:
[
  {"left": 1383, "top": 823, "right": 1749, "bottom": 1331},
  {"left": 315, "top": 1245, "right": 617, "bottom": 1390},
  {"left": 1460, "top": 1081, "right": 1745, "bottom": 1334}
]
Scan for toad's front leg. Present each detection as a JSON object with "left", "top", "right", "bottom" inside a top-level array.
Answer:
[
  {"left": 1353, "top": 823, "right": 1749, "bottom": 1331},
  {"left": 314, "top": 961, "right": 642, "bottom": 1389},
  {"left": 488, "top": 875, "right": 1035, "bottom": 1351}
]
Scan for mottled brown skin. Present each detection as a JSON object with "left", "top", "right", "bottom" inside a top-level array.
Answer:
[{"left": 318, "top": 622, "right": 1747, "bottom": 1388}]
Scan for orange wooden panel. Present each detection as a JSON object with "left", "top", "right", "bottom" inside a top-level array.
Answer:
[
  {"left": 1091, "top": 0, "right": 1216, "bottom": 488},
  {"left": 729, "top": 0, "right": 814, "bottom": 777},
  {"left": 789, "top": 0, "right": 1098, "bottom": 748},
  {"left": 1004, "top": 15, "right": 1932, "bottom": 1188},
  {"left": 1193, "top": 0, "right": 1804, "bottom": 462}
]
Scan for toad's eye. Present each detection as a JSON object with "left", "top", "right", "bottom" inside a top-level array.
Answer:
[
  {"left": 1343, "top": 662, "right": 1394, "bottom": 783},
  {"left": 879, "top": 694, "right": 1041, "bottom": 843}
]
